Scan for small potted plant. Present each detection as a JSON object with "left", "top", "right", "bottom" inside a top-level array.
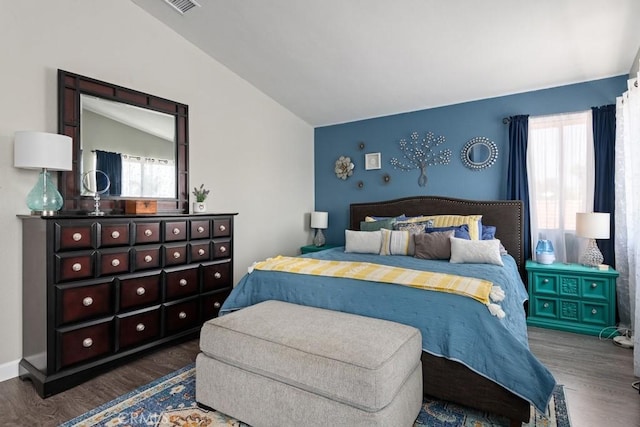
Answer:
[{"left": 192, "top": 184, "right": 210, "bottom": 213}]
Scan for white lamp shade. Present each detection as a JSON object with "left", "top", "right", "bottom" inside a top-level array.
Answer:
[
  {"left": 310, "top": 211, "right": 328, "bottom": 229},
  {"left": 14, "top": 131, "right": 73, "bottom": 171},
  {"left": 576, "top": 212, "right": 610, "bottom": 239}
]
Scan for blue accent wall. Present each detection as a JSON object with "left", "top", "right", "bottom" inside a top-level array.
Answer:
[{"left": 314, "top": 75, "right": 627, "bottom": 245}]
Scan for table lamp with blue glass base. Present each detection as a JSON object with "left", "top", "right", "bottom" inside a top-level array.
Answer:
[{"left": 14, "top": 131, "right": 73, "bottom": 216}]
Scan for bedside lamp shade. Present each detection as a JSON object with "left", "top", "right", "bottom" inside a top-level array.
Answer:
[
  {"left": 310, "top": 211, "right": 328, "bottom": 247},
  {"left": 14, "top": 131, "right": 73, "bottom": 215},
  {"left": 575, "top": 212, "right": 610, "bottom": 266}
]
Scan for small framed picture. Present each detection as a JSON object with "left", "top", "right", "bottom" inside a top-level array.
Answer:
[{"left": 365, "top": 152, "right": 381, "bottom": 170}]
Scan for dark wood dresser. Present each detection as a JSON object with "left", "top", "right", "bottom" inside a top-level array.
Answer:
[{"left": 19, "top": 213, "right": 237, "bottom": 397}]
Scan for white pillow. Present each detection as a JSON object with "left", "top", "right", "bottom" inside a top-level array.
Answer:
[
  {"left": 344, "top": 230, "right": 382, "bottom": 254},
  {"left": 449, "top": 237, "right": 504, "bottom": 266}
]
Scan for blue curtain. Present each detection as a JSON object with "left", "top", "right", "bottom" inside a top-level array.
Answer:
[
  {"left": 591, "top": 105, "right": 616, "bottom": 266},
  {"left": 95, "top": 150, "right": 122, "bottom": 196},
  {"left": 506, "top": 115, "right": 531, "bottom": 262}
]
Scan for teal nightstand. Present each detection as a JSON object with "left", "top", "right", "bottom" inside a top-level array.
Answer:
[
  {"left": 526, "top": 260, "right": 618, "bottom": 336},
  {"left": 300, "top": 244, "right": 339, "bottom": 254}
]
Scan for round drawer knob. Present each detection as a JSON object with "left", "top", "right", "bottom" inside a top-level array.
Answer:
[
  {"left": 591, "top": 283, "right": 598, "bottom": 289},
  {"left": 72, "top": 232, "right": 82, "bottom": 242},
  {"left": 179, "top": 278, "right": 188, "bottom": 286},
  {"left": 82, "top": 338, "right": 93, "bottom": 348},
  {"left": 214, "top": 272, "right": 222, "bottom": 279},
  {"left": 213, "top": 301, "right": 221, "bottom": 309},
  {"left": 178, "top": 311, "right": 187, "bottom": 320},
  {"left": 111, "top": 259, "right": 120, "bottom": 267},
  {"left": 136, "top": 287, "right": 146, "bottom": 296},
  {"left": 172, "top": 228, "right": 181, "bottom": 235},
  {"left": 197, "top": 226, "right": 205, "bottom": 233},
  {"left": 144, "top": 229, "right": 153, "bottom": 237},
  {"left": 144, "top": 255, "right": 153, "bottom": 263},
  {"left": 219, "top": 225, "right": 226, "bottom": 232},
  {"left": 198, "top": 248, "right": 205, "bottom": 256},
  {"left": 542, "top": 279, "right": 549, "bottom": 283},
  {"left": 136, "top": 323, "right": 146, "bottom": 332},
  {"left": 111, "top": 230, "right": 120, "bottom": 239},
  {"left": 543, "top": 303, "right": 549, "bottom": 308},
  {"left": 82, "top": 297, "right": 93, "bottom": 307},
  {"left": 72, "top": 263, "right": 82, "bottom": 272},
  {"left": 219, "top": 246, "right": 227, "bottom": 253},
  {"left": 173, "top": 251, "right": 181, "bottom": 259},
  {"left": 592, "top": 309, "right": 598, "bottom": 315}
]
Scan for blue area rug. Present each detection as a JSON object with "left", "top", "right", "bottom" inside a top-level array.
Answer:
[{"left": 59, "top": 363, "right": 570, "bottom": 427}]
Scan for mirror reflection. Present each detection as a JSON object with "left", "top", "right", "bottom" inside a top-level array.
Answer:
[
  {"left": 80, "top": 95, "right": 176, "bottom": 198},
  {"left": 469, "top": 143, "right": 490, "bottom": 164}
]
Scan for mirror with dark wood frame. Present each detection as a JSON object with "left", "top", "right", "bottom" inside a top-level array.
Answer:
[{"left": 57, "top": 70, "right": 189, "bottom": 214}]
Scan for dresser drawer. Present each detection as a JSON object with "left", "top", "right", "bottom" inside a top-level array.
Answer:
[
  {"left": 201, "top": 288, "right": 231, "bottom": 321},
  {"left": 190, "top": 220, "right": 210, "bottom": 240},
  {"left": 164, "top": 298, "right": 199, "bottom": 334},
  {"left": 97, "top": 249, "right": 131, "bottom": 276},
  {"left": 213, "top": 218, "right": 231, "bottom": 237},
  {"left": 98, "top": 223, "right": 130, "bottom": 247},
  {"left": 164, "top": 244, "right": 187, "bottom": 266},
  {"left": 212, "top": 240, "right": 231, "bottom": 259},
  {"left": 165, "top": 266, "right": 199, "bottom": 300},
  {"left": 164, "top": 221, "right": 187, "bottom": 242},
  {"left": 202, "top": 262, "right": 231, "bottom": 291},
  {"left": 119, "top": 274, "right": 161, "bottom": 311},
  {"left": 55, "top": 223, "right": 95, "bottom": 251},
  {"left": 133, "top": 222, "right": 161, "bottom": 244},
  {"left": 190, "top": 242, "right": 210, "bottom": 262},
  {"left": 57, "top": 320, "right": 113, "bottom": 370},
  {"left": 133, "top": 247, "right": 161, "bottom": 271},
  {"left": 55, "top": 253, "right": 94, "bottom": 282},
  {"left": 56, "top": 281, "right": 113, "bottom": 325},
  {"left": 117, "top": 307, "right": 161, "bottom": 350}
]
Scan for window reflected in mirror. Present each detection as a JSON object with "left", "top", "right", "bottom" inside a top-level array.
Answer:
[{"left": 80, "top": 94, "right": 176, "bottom": 198}]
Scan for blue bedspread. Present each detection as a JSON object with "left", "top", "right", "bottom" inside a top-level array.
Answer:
[{"left": 221, "top": 247, "right": 556, "bottom": 412}]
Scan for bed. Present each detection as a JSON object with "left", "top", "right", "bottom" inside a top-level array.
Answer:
[{"left": 221, "top": 196, "right": 556, "bottom": 426}]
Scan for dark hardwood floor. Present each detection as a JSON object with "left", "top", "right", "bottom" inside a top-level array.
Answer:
[{"left": 0, "top": 328, "right": 637, "bottom": 426}]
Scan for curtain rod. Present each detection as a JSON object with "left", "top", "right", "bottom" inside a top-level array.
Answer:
[{"left": 502, "top": 117, "right": 510, "bottom": 124}]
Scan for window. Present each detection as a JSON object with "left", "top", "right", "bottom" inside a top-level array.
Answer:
[
  {"left": 121, "top": 155, "right": 175, "bottom": 198},
  {"left": 527, "top": 111, "right": 594, "bottom": 263}
]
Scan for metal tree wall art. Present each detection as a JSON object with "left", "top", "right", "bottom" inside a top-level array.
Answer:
[{"left": 390, "top": 131, "right": 452, "bottom": 186}]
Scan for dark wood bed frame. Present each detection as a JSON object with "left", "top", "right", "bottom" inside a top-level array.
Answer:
[{"left": 349, "top": 196, "right": 529, "bottom": 426}]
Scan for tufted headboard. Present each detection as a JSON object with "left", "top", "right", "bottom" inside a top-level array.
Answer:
[{"left": 349, "top": 196, "right": 525, "bottom": 279}]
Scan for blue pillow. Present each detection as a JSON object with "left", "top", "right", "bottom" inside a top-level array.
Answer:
[
  {"left": 426, "top": 224, "right": 470, "bottom": 240},
  {"left": 481, "top": 225, "right": 497, "bottom": 240}
]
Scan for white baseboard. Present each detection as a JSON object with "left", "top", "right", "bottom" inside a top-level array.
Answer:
[{"left": 0, "top": 359, "right": 20, "bottom": 383}]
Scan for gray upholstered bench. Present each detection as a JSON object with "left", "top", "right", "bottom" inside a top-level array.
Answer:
[{"left": 196, "top": 300, "right": 423, "bottom": 427}]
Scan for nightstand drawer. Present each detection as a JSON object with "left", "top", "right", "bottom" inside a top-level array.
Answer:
[
  {"left": 580, "top": 277, "right": 609, "bottom": 300},
  {"left": 581, "top": 302, "right": 609, "bottom": 326},
  {"left": 531, "top": 273, "right": 558, "bottom": 296},
  {"left": 530, "top": 297, "right": 558, "bottom": 319}
]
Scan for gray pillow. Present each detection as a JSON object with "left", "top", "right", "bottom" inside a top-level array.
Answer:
[{"left": 413, "top": 230, "right": 454, "bottom": 260}]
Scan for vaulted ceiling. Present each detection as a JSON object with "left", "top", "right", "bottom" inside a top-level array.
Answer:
[{"left": 132, "top": 0, "right": 640, "bottom": 127}]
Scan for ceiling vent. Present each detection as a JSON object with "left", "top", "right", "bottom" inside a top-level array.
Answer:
[{"left": 164, "top": 0, "right": 201, "bottom": 15}]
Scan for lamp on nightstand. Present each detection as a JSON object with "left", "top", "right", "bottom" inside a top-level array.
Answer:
[
  {"left": 575, "top": 212, "right": 610, "bottom": 267},
  {"left": 310, "top": 211, "right": 328, "bottom": 247}
]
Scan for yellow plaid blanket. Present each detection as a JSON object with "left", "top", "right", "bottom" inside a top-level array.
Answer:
[{"left": 251, "top": 256, "right": 506, "bottom": 317}]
